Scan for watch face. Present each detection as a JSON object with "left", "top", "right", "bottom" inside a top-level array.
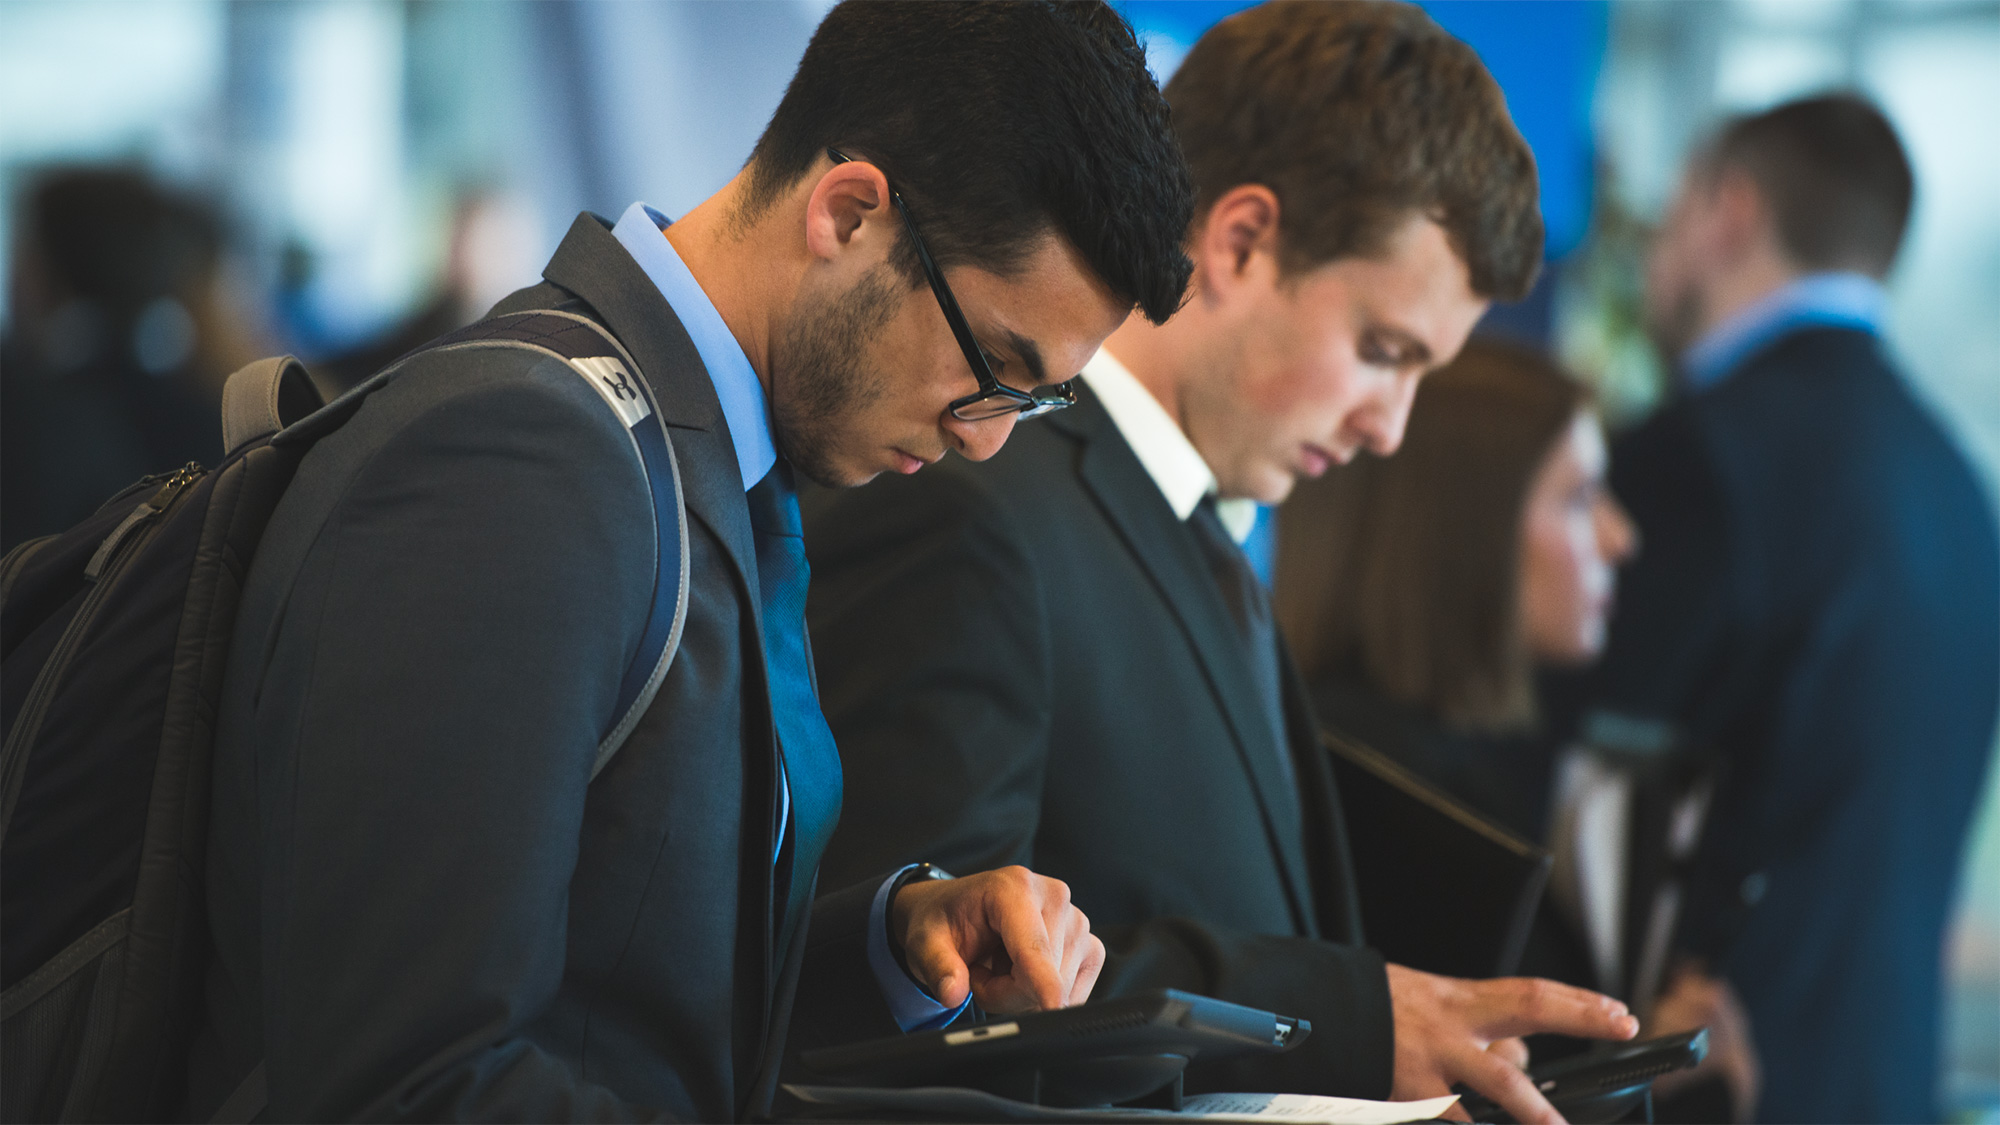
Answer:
[{"left": 892, "top": 864, "right": 950, "bottom": 898}]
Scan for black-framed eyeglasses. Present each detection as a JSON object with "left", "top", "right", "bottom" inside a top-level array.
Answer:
[{"left": 827, "top": 147, "right": 1075, "bottom": 421}]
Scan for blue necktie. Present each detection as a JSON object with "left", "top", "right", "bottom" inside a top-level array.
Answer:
[{"left": 746, "top": 461, "right": 843, "bottom": 951}]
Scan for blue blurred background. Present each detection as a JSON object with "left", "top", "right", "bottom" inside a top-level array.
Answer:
[{"left": 3, "top": 2, "right": 1995, "bottom": 1115}]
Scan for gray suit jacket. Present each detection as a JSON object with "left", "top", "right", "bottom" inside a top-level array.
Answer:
[
  {"left": 189, "top": 215, "right": 892, "bottom": 1122},
  {"left": 805, "top": 386, "right": 1394, "bottom": 1100}
]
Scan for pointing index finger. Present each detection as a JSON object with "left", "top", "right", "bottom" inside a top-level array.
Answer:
[{"left": 995, "top": 889, "right": 1065, "bottom": 1011}]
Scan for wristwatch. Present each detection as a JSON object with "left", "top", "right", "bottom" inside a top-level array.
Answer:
[
  {"left": 891, "top": 862, "right": 954, "bottom": 896},
  {"left": 887, "top": 862, "right": 955, "bottom": 980}
]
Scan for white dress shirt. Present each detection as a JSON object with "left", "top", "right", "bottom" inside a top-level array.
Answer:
[{"left": 1080, "top": 348, "right": 1259, "bottom": 543}]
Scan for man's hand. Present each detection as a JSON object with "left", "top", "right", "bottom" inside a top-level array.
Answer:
[
  {"left": 1386, "top": 963, "right": 1640, "bottom": 1125},
  {"left": 890, "top": 866, "right": 1104, "bottom": 1014},
  {"left": 1647, "top": 962, "right": 1760, "bottom": 1122}
]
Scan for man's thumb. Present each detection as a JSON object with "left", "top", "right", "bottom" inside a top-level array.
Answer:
[{"left": 905, "top": 926, "right": 972, "bottom": 1008}]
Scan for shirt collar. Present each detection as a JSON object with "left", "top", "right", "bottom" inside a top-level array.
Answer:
[
  {"left": 1081, "top": 349, "right": 1258, "bottom": 544},
  {"left": 610, "top": 202, "right": 777, "bottom": 491},
  {"left": 1680, "top": 271, "right": 1889, "bottom": 392}
]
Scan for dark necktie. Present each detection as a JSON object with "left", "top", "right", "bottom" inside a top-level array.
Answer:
[
  {"left": 746, "top": 461, "right": 843, "bottom": 951},
  {"left": 1187, "top": 496, "right": 1297, "bottom": 798}
]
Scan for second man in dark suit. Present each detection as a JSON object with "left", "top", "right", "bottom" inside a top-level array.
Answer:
[{"left": 807, "top": 6, "right": 1638, "bottom": 1124}]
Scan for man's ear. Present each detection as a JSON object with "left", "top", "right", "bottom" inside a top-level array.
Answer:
[
  {"left": 803, "top": 159, "right": 896, "bottom": 264},
  {"left": 1192, "top": 184, "right": 1282, "bottom": 298}
]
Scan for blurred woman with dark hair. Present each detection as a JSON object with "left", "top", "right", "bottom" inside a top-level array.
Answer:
[
  {"left": 1274, "top": 338, "right": 1634, "bottom": 839},
  {"left": 1275, "top": 340, "right": 1759, "bottom": 1121}
]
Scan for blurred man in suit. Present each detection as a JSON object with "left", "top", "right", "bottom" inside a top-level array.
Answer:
[
  {"left": 806, "top": 6, "right": 1641, "bottom": 1123},
  {"left": 1583, "top": 93, "right": 1999, "bottom": 1123},
  {"left": 185, "top": 3, "right": 1195, "bottom": 1119}
]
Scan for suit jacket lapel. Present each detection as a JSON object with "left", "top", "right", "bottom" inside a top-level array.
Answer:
[
  {"left": 1053, "top": 391, "right": 1316, "bottom": 930},
  {"left": 536, "top": 211, "right": 790, "bottom": 1040},
  {"left": 541, "top": 214, "right": 763, "bottom": 611}
]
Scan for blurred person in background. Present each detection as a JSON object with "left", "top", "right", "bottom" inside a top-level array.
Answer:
[
  {"left": 1, "top": 166, "right": 262, "bottom": 551},
  {"left": 806, "top": 7, "right": 1644, "bottom": 1123},
  {"left": 1272, "top": 340, "right": 1761, "bottom": 1121},
  {"left": 1274, "top": 341, "right": 1633, "bottom": 846},
  {"left": 1575, "top": 93, "right": 2000, "bottom": 1123},
  {"left": 309, "top": 189, "right": 544, "bottom": 395}
]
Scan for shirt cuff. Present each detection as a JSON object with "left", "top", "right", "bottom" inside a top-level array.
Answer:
[{"left": 868, "top": 865, "right": 974, "bottom": 1033}]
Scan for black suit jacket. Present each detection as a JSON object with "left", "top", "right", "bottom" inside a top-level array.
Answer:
[
  {"left": 1578, "top": 327, "right": 2000, "bottom": 1123},
  {"left": 805, "top": 385, "right": 1394, "bottom": 1099},
  {"left": 189, "top": 215, "right": 895, "bottom": 1122}
]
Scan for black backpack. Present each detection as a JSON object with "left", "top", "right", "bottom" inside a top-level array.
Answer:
[{"left": 0, "top": 311, "right": 689, "bottom": 1122}]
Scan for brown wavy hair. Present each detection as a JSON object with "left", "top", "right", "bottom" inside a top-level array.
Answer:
[
  {"left": 1273, "top": 340, "right": 1587, "bottom": 731},
  {"left": 1165, "top": 0, "right": 1543, "bottom": 300}
]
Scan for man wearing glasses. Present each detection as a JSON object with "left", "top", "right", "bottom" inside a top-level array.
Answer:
[
  {"left": 187, "top": 3, "right": 1192, "bottom": 1120},
  {"left": 821, "top": 148, "right": 1080, "bottom": 426},
  {"left": 808, "top": 6, "right": 1641, "bottom": 1124}
]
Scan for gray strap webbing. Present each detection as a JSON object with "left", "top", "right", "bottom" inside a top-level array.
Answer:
[{"left": 222, "top": 356, "right": 323, "bottom": 457}]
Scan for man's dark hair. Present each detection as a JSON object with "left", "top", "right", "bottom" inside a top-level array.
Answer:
[
  {"left": 1164, "top": 0, "right": 1541, "bottom": 301},
  {"left": 1706, "top": 93, "right": 1914, "bottom": 279},
  {"left": 743, "top": 0, "right": 1194, "bottom": 324}
]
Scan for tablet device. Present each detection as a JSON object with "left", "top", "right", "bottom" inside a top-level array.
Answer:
[
  {"left": 1458, "top": 1028, "right": 1709, "bottom": 1124},
  {"left": 800, "top": 989, "right": 1309, "bottom": 1108}
]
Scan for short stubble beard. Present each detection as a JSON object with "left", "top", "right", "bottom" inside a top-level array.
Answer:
[{"left": 770, "top": 265, "right": 903, "bottom": 488}]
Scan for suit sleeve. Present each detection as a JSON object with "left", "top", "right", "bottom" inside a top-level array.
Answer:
[
  {"left": 252, "top": 360, "right": 672, "bottom": 1121},
  {"left": 1098, "top": 920, "right": 1393, "bottom": 1098},
  {"left": 805, "top": 468, "right": 1054, "bottom": 884},
  {"left": 805, "top": 469, "right": 1395, "bottom": 1100},
  {"left": 784, "top": 874, "right": 925, "bottom": 1069}
]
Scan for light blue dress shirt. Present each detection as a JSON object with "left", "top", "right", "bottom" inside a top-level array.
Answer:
[
  {"left": 609, "top": 203, "right": 967, "bottom": 1033},
  {"left": 612, "top": 203, "right": 777, "bottom": 489},
  {"left": 1680, "top": 271, "right": 1889, "bottom": 392}
]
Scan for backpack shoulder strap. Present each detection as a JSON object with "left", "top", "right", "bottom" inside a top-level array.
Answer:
[
  {"left": 409, "top": 309, "right": 691, "bottom": 779},
  {"left": 221, "top": 356, "right": 324, "bottom": 458}
]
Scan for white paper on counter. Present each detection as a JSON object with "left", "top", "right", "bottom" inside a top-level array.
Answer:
[{"left": 1176, "top": 1091, "right": 1461, "bottom": 1124}]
